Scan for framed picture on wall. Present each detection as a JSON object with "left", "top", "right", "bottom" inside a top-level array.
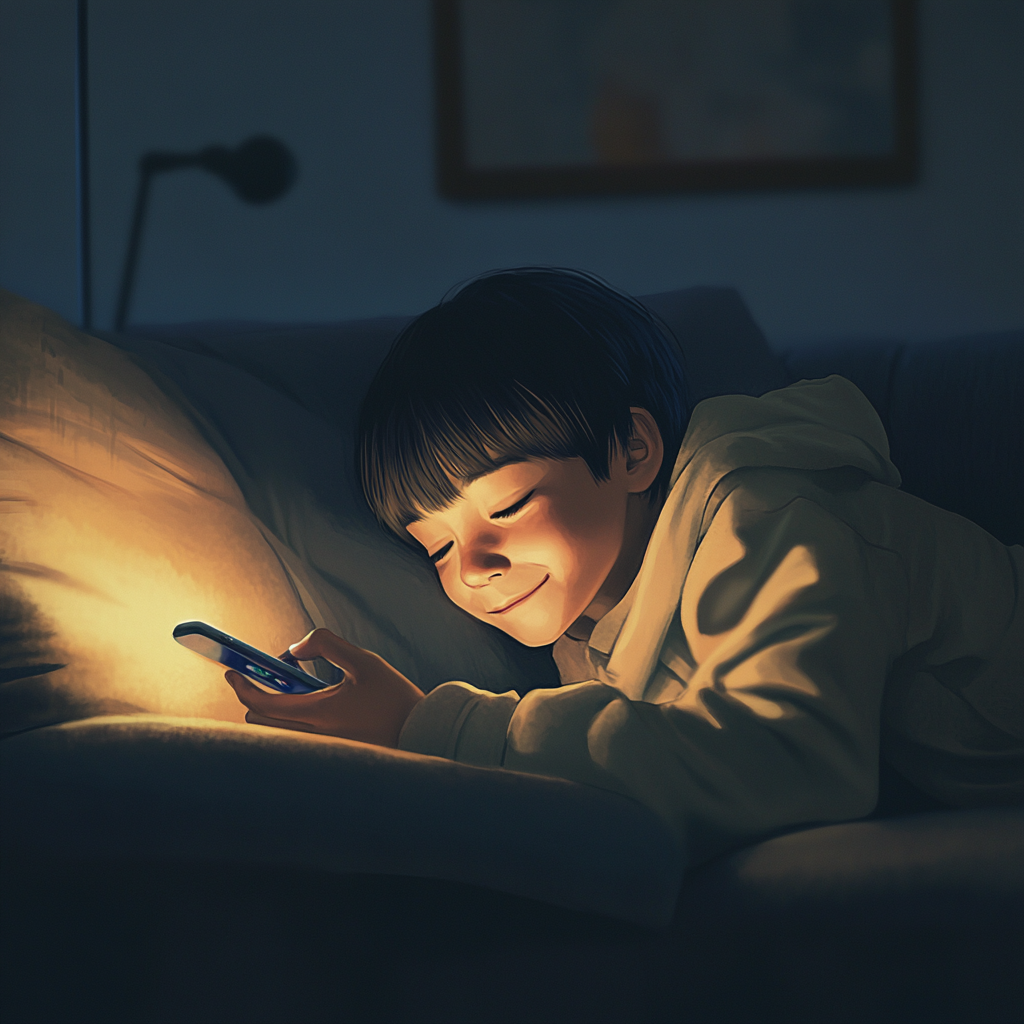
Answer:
[{"left": 433, "top": 0, "right": 917, "bottom": 198}]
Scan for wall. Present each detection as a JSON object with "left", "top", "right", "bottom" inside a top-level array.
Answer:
[
  {"left": 1, "top": 0, "right": 1022, "bottom": 342},
  {"left": 0, "top": 0, "right": 78, "bottom": 322}
]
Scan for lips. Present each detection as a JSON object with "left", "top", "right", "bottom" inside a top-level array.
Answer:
[{"left": 488, "top": 574, "right": 550, "bottom": 614}]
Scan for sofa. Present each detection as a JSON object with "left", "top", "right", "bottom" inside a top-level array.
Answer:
[{"left": 1, "top": 285, "right": 1021, "bottom": 1024}]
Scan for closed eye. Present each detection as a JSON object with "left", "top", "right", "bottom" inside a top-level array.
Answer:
[
  {"left": 491, "top": 490, "right": 535, "bottom": 520},
  {"left": 429, "top": 541, "right": 453, "bottom": 565}
]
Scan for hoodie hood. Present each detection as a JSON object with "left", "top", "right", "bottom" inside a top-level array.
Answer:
[
  {"left": 670, "top": 374, "right": 900, "bottom": 494},
  {"left": 601, "top": 375, "right": 900, "bottom": 698}
]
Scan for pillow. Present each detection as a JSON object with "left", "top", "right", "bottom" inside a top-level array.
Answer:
[{"left": 0, "top": 290, "right": 313, "bottom": 735}]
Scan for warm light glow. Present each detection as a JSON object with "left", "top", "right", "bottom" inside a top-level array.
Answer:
[{"left": 1, "top": 291, "right": 311, "bottom": 724}]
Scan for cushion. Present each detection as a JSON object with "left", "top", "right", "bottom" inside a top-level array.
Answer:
[
  {"left": 100, "top": 322, "right": 565, "bottom": 698},
  {"left": 0, "top": 713, "right": 683, "bottom": 927},
  {"left": 0, "top": 290, "right": 312, "bottom": 734},
  {"left": 1, "top": 716, "right": 1019, "bottom": 1021}
]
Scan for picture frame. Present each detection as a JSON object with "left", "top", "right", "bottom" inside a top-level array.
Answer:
[{"left": 434, "top": 0, "right": 917, "bottom": 199}]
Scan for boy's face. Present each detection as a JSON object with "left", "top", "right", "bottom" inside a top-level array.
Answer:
[{"left": 405, "top": 411, "right": 663, "bottom": 647}]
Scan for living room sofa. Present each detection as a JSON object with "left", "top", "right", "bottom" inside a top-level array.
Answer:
[{"left": 1, "top": 285, "right": 1021, "bottom": 1023}]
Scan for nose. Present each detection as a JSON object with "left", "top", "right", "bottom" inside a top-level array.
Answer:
[{"left": 460, "top": 534, "right": 510, "bottom": 588}]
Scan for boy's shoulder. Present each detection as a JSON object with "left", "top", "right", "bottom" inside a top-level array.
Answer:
[
  {"left": 661, "top": 376, "right": 905, "bottom": 555},
  {"left": 702, "top": 464, "right": 882, "bottom": 523},
  {"left": 672, "top": 376, "right": 900, "bottom": 496}
]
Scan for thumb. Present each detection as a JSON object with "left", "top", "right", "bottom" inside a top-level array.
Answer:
[{"left": 288, "top": 628, "right": 366, "bottom": 676}]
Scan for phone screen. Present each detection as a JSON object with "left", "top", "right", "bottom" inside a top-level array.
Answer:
[{"left": 173, "top": 621, "right": 333, "bottom": 694}]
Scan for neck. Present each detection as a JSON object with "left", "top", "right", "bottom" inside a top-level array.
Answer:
[{"left": 579, "top": 490, "right": 663, "bottom": 628}]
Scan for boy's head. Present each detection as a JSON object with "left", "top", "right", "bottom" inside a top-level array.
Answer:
[{"left": 357, "top": 268, "right": 691, "bottom": 645}]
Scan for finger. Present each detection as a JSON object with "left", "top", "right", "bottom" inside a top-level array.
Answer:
[
  {"left": 224, "top": 670, "right": 317, "bottom": 714},
  {"left": 276, "top": 648, "right": 335, "bottom": 688},
  {"left": 288, "top": 628, "right": 372, "bottom": 676}
]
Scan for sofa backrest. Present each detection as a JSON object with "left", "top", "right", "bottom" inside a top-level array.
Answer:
[
  {"left": 779, "top": 332, "right": 1024, "bottom": 547},
  {"left": 120, "top": 285, "right": 788, "bottom": 434}
]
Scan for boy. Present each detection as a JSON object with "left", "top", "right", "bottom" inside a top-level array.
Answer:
[{"left": 227, "top": 269, "right": 1022, "bottom": 863}]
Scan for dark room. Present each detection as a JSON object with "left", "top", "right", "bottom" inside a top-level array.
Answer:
[{"left": 1, "top": 2, "right": 1022, "bottom": 1023}]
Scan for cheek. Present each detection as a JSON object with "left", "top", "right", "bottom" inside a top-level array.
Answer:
[
  {"left": 543, "top": 491, "right": 625, "bottom": 580},
  {"left": 436, "top": 566, "right": 470, "bottom": 613}
]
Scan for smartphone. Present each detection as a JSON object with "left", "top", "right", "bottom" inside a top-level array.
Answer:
[{"left": 172, "top": 620, "right": 334, "bottom": 694}]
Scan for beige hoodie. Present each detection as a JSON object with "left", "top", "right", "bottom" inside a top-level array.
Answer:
[{"left": 400, "top": 376, "right": 1023, "bottom": 863}]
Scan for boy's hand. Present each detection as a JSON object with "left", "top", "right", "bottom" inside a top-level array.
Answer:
[{"left": 225, "top": 628, "right": 424, "bottom": 748}]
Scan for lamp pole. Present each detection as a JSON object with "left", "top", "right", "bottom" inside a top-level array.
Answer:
[
  {"left": 114, "top": 153, "right": 200, "bottom": 333},
  {"left": 76, "top": 0, "right": 92, "bottom": 331}
]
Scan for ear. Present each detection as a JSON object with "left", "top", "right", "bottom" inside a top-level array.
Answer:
[{"left": 624, "top": 407, "right": 664, "bottom": 494}]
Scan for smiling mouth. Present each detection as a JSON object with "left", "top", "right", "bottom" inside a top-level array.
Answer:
[{"left": 489, "top": 575, "right": 550, "bottom": 614}]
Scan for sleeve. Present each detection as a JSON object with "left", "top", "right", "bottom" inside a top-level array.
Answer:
[
  {"left": 404, "top": 491, "right": 907, "bottom": 864},
  {"left": 398, "top": 681, "right": 519, "bottom": 767}
]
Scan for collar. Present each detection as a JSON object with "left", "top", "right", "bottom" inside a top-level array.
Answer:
[{"left": 588, "top": 571, "right": 642, "bottom": 655}]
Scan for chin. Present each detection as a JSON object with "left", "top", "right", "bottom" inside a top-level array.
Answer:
[
  {"left": 494, "top": 609, "right": 572, "bottom": 648},
  {"left": 510, "top": 628, "right": 564, "bottom": 648}
]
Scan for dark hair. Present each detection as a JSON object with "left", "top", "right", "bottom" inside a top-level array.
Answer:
[{"left": 357, "top": 268, "right": 691, "bottom": 539}]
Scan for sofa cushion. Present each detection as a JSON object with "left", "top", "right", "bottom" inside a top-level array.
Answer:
[
  {"left": 642, "top": 285, "right": 788, "bottom": 403},
  {"left": 0, "top": 290, "right": 313, "bottom": 736},
  {"left": 2, "top": 714, "right": 1020, "bottom": 1021},
  {"left": 0, "top": 713, "right": 683, "bottom": 927}
]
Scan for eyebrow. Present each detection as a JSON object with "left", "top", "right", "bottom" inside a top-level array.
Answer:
[
  {"left": 461, "top": 456, "right": 527, "bottom": 485},
  {"left": 400, "top": 456, "right": 529, "bottom": 529}
]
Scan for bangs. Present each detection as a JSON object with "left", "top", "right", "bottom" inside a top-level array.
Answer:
[
  {"left": 361, "top": 382, "right": 618, "bottom": 539},
  {"left": 356, "top": 268, "right": 690, "bottom": 546}
]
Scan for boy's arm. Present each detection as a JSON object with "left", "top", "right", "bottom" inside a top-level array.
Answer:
[{"left": 401, "top": 492, "right": 904, "bottom": 863}]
